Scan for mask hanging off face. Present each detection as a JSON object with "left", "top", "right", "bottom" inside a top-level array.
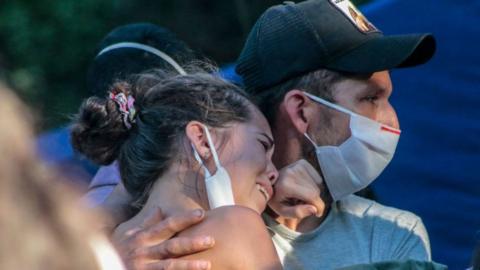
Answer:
[
  {"left": 303, "top": 92, "right": 401, "bottom": 201},
  {"left": 192, "top": 125, "right": 235, "bottom": 209}
]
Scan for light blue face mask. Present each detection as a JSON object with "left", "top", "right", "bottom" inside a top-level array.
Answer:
[
  {"left": 192, "top": 125, "right": 235, "bottom": 209},
  {"left": 303, "top": 92, "right": 401, "bottom": 201}
]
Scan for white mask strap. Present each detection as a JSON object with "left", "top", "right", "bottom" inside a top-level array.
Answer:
[
  {"left": 97, "top": 42, "right": 187, "bottom": 75},
  {"left": 304, "top": 133, "right": 319, "bottom": 148},
  {"left": 303, "top": 91, "right": 353, "bottom": 115},
  {"left": 303, "top": 91, "right": 401, "bottom": 134},
  {"left": 192, "top": 144, "right": 211, "bottom": 177},
  {"left": 203, "top": 126, "right": 222, "bottom": 169}
]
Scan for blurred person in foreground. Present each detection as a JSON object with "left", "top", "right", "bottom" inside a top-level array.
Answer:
[{"left": 0, "top": 83, "right": 124, "bottom": 270}]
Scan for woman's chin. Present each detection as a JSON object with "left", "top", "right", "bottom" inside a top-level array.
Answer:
[{"left": 253, "top": 199, "right": 268, "bottom": 215}]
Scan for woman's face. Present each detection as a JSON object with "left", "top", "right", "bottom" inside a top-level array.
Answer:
[{"left": 214, "top": 108, "right": 278, "bottom": 214}]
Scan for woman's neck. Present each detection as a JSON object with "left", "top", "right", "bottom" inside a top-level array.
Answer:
[{"left": 126, "top": 164, "right": 208, "bottom": 227}]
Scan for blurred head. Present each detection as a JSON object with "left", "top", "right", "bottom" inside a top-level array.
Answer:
[
  {"left": 87, "top": 23, "right": 196, "bottom": 96},
  {"left": 72, "top": 70, "right": 278, "bottom": 213},
  {"left": 0, "top": 83, "right": 119, "bottom": 270}
]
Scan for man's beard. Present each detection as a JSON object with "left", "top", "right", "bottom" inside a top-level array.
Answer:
[{"left": 300, "top": 135, "right": 333, "bottom": 212}]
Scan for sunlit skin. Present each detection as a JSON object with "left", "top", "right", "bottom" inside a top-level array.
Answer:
[{"left": 271, "top": 70, "right": 400, "bottom": 232}]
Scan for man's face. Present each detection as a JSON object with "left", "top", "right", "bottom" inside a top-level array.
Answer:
[{"left": 307, "top": 70, "right": 399, "bottom": 147}]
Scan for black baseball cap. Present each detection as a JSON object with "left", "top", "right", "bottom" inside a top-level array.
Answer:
[{"left": 236, "top": 0, "right": 436, "bottom": 93}]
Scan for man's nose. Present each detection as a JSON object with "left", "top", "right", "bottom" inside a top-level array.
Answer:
[{"left": 379, "top": 102, "right": 400, "bottom": 130}]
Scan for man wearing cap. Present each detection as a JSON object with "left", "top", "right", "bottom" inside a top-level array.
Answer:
[
  {"left": 99, "top": 1, "right": 437, "bottom": 269},
  {"left": 233, "top": 0, "right": 435, "bottom": 268}
]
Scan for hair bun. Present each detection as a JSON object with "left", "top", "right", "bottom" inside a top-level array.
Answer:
[{"left": 70, "top": 91, "right": 131, "bottom": 165}]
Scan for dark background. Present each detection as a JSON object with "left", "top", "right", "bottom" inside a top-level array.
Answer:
[{"left": 0, "top": 0, "right": 370, "bottom": 130}]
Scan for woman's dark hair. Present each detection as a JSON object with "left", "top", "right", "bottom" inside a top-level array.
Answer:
[{"left": 72, "top": 70, "right": 253, "bottom": 206}]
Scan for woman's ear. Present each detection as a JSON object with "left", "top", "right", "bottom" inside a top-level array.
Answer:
[
  {"left": 282, "top": 90, "right": 316, "bottom": 134},
  {"left": 185, "top": 121, "right": 211, "bottom": 160}
]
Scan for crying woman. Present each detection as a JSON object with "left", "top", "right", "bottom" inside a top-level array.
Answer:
[{"left": 71, "top": 70, "right": 282, "bottom": 270}]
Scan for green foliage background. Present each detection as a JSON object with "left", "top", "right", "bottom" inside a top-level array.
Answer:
[{"left": 0, "top": 0, "right": 371, "bottom": 130}]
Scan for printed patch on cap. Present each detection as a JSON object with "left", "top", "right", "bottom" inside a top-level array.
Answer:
[{"left": 330, "top": 0, "right": 378, "bottom": 33}]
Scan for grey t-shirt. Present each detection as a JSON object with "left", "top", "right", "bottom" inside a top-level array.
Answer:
[{"left": 264, "top": 195, "right": 431, "bottom": 270}]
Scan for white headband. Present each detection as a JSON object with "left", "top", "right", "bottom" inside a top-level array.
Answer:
[{"left": 96, "top": 42, "right": 187, "bottom": 75}]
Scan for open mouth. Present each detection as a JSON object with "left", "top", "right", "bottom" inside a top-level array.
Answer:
[{"left": 256, "top": 184, "right": 270, "bottom": 201}]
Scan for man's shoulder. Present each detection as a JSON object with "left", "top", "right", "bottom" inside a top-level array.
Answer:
[
  {"left": 337, "top": 195, "right": 423, "bottom": 230},
  {"left": 335, "top": 195, "right": 431, "bottom": 261}
]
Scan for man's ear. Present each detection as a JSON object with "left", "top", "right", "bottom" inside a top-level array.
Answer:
[
  {"left": 185, "top": 121, "right": 212, "bottom": 160},
  {"left": 282, "top": 90, "right": 316, "bottom": 134}
]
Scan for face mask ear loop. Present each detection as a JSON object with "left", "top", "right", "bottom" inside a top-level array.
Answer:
[
  {"left": 192, "top": 143, "right": 211, "bottom": 177},
  {"left": 203, "top": 125, "right": 222, "bottom": 172},
  {"left": 303, "top": 91, "right": 353, "bottom": 116},
  {"left": 304, "top": 133, "right": 319, "bottom": 148}
]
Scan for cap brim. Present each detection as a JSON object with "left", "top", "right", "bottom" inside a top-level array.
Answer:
[{"left": 327, "top": 34, "right": 436, "bottom": 73}]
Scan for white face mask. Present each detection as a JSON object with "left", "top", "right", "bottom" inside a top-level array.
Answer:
[
  {"left": 303, "top": 92, "right": 401, "bottom": 201},
  {"left": 192, "top": 125, "right": 235, "bottom": 209}
]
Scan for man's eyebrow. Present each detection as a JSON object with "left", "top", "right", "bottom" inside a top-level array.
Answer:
[{"left": 360, "top": 84, "right": 386, "bottom": 96}]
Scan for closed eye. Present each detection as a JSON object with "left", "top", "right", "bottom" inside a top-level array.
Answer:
[
  {"left": 360, "top": 87, "right": 385, "bottom": 104},
  {"left": 362, "top": 95, "right": 379, "bottom": 103},
  {"left": 258, "top": 133, "right": 274, "bottom": 152},
  {"left": 259, "top": 139, "right": 270, "bottom": 151}
]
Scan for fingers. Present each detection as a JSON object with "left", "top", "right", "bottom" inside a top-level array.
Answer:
[
  {"left": 285, "top": 183, "right": 319, "bottom": 203},
  {"left": 140, "top": 236, "right": 215, "bottom": 260},
  {"left": 294, "top": 160, "right": 325, "bottom": 216},
  {"left": 307, "top": 196, "right": 325, "bottom": 218},
  {"left": 111, "top": 208, "right": 165, "bottom": 244},
  {"left": 300, "top": 159, "right": 324, "bottom": 185},
  {"left": 275, "top": 204, "right": 318, "bottom": 219},
  {"left": 137, "top": 209, "right": 206, "bottom": 245},
  {"left": 283, "top": 183, "right": 324, "bottom": 218},
  {"left": 143, "top": 259, "right": 211, "bottom": 270},
  {"left": 270, "top": 159, "right": 326, "bottom": 218}
]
